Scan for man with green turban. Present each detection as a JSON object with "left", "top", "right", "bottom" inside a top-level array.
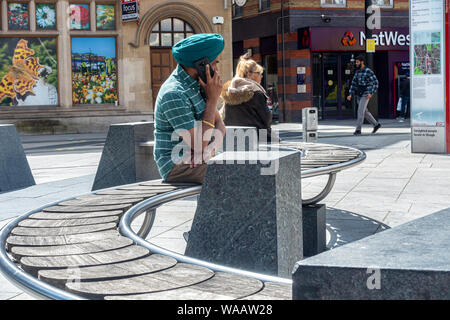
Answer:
[{"left": 153, "top": 33, "right": 226, "bottom": 184}]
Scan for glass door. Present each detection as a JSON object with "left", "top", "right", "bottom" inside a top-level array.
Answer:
[
  {"left": 323, "top": 54, "right": 339, "bottom": 118},
  {"left": 341, "top": 53, "right": 357, "bottom": 118},
  {"left": 321, "top": 52, "right": 357, "bottom": 119}
]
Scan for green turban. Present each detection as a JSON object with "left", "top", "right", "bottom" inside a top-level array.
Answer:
[{"left": 172, "top": 33, "right": 225, "bottom": 68}]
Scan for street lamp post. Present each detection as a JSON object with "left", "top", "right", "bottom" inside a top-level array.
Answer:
[
  {"left": 364, "top": 0, "right": 379, "bottom": 120},
  {"left": 365, "top": 0, "right": 374, "bottom": 70}
]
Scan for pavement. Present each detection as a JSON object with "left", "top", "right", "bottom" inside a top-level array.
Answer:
[{"left": 1, "top": 118, "right": 450, "bottom": 300}]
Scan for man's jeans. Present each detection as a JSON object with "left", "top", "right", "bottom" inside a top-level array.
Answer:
[
  {"left": 400, "top": 96, "right": 410, "bottom": 118},
  {"left": 356, "top": 95, "right": 378, "bottom": 131}
]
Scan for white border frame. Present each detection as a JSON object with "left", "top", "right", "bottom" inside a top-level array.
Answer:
[
  {"left": 320, "top": 0, "right": 346, "bottom": 8},
  {"left": 370, "top": 0, "right": 394, "bottom": 9}
]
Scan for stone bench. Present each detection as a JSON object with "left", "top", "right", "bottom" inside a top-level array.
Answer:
[
  {"left": 93, "top": 122, "right": 365, "bottom": 259},
  {"left": 292, "top": 207, "right": 450, "bottom": 299},
  {"left": 0, "top": 122, "right": 366, "bottom": 299},
  {"left": 92, "top": 122, "right": 160, "bottom": 191},
  {"left": 0, "top": 179, "right": 292, "bottom": 300}
]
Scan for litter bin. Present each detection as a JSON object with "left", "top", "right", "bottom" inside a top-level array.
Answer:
[{"left": 302, "top": 107, "right": 318, "bottom": 142}]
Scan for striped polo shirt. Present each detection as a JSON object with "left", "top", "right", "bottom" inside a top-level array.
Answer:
[{"left": 153, "top": 64, "right": 206, "bottom": 180}]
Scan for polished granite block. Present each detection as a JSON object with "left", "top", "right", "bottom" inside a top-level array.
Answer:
[
  {"left": 92, "top": 122, "right": 159, "bottom": 191},
  {"left": 293, "top": 207, "right": 450, "bottom": 299},
  {"left": 185, "top": 150, "right": 303, "bottom": 278},
  {"left": 302, "top": 204, "right": 326, "bottom": 257},
  {"left": 0, "top": 125, "right": 35, "bottom": 193}
]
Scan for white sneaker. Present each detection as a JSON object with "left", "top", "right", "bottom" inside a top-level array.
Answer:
[{"left": 399, "top": 118, "right": 404, "bottom": 122}]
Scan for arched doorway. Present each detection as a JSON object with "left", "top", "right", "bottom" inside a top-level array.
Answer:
[{"left": 150, "top": 17, "right": 195, "bottom": 102}]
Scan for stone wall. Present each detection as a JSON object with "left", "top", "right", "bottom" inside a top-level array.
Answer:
[{"left": 0, "top": 0, "right": 233, "bottom": 133}]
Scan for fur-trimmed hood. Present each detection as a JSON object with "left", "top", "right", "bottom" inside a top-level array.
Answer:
[{"left": 220, "top": 77, "right": 268, "bottom": 106}]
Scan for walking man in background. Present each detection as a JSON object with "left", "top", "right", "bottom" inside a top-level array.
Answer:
[{"left": 347, "top": 55, "right": 381, "bottom": 135}]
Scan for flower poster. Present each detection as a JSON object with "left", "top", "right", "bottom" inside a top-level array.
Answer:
[
  {"left": 71, "top": 37, "right": 117, "bottom": 105},
  {"left": 69, "top": 4, "right": 90, "bottom": 30},
  {"left": 8, "top": 3, "right": 29, "bottom": 30},
  {"left": 36, "top": 3, "right": 56, "bottom": 30},
  {"left": 96, "top": 4, "right": 115, "bottom": 30},
  {"left": 0, "top": 37, "right": 58, "bottom": 107}
]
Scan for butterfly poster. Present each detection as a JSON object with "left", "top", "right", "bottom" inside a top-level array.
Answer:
[{"left": 0, "top": 37, "right": 58, "bottom": 107}]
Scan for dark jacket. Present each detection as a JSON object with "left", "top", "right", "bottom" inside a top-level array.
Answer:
[
  {"left": 400, "top": 77, "right": 410, "bottom": 97},
  {"left": 221, "top": 81, "right": 273, "bottom": 142}
]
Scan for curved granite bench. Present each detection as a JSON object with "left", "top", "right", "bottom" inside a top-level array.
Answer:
[
  {"left": 0, "top": 180, "right": 291, "bottom": 300},
  {"left": 0, "top": 142, "right": 364, "bottom": 300}
]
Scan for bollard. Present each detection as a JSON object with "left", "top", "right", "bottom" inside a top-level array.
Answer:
[{"left": 0, "top": 124, "right": 35, "bottom": 193}]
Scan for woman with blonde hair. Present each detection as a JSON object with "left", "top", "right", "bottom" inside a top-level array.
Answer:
[{"left": 220, "top": 53, "right": 277, "bottom": 142}]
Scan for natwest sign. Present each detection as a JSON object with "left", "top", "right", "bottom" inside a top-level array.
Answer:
[
  {"left": 310, "top": 27, "right": 410, "bottom": 51},
  {"left": 359, "top": 30, "right": 410, "bottom": 47}
]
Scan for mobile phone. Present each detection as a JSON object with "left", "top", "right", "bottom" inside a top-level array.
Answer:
[{"left": 193, "top": 57, "right": 215, "bottom": 84}]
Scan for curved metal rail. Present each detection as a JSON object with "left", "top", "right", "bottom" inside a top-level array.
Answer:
[
  {"left": 265, "top": 142, "right": 366, "bottom": 205},
  {"left": 119, "top": 186, "right": 292, "bottom": 285}
]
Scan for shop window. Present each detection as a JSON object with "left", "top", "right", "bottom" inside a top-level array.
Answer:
[
  {"left": 259, "top": 0, "right": 270, "bottom": 12},
  {"left": 150, "top": 18, "right": 195, "bottom": 47},
  {"left": 321, "top": 0, "right": 346, "bottom": 8},
  {"left": 35, "top": 3, "right": 57, "bottom": 30},
  {"left": 71, "top": 37, "right": 117, "bottom": 105},
  {"left": 371, "top": 0, "right": 393, "bottom": 8},
  {"left": 7, "top": 2, "right": 30, "bottom": 30},
  {"left": 96, "top": 3, "right": 116, "bottom": 30},
  {"left": 232, "top": 4, "right": 243, "bottom": 19},
  {"left": 69, "top": 3, "right": 90, "bottom": 30},
  {"left": 0, "top": 37, "right": 58, "bottom": 107}
]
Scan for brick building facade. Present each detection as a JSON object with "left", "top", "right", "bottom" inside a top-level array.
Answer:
[{"left": 232, "top": 0, "right": 410, "bottom": 122}]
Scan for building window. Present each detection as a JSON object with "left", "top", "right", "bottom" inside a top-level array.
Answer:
[
  {"left": 69, "top": 3, "right": 90, "bottom": 30},
  {"left": 0, "top": 37, "right": 59, "bottom": 107},
  {"left": 371, "top": 0, "right": 394, "bottom": 8},
  {"left": 7, "top": 2, "right": 30, "bottom": 30},
  {"left": 321, "top": 0, "right": 346, "bottom": 8},
  {"left": 71, "top": 37, "right": 118, "bottom": 105},
  {"left": 36, "top": 3, "right": 57, "bottom": 30},
  {"left": 232, "top": 4, "right": 243, "bottom": 19},
  {"left": 96, "top": 4, "right": 116, "bottom": 30},
  {"left": 259, "top": 0, "right": 270, "bottom": 12},
  {"left": 149, "top": 18, "right": 194, "bottom": 47}
]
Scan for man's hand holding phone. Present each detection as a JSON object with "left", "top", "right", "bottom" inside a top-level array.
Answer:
[{"left": 198, "top": 64, "right": 222, "bottom": 105}]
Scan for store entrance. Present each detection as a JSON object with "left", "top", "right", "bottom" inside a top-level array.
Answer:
[{"left": 316, "top": 52, "right": 357, "bottom": 119}]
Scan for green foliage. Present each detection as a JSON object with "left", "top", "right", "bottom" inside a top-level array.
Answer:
[
  {"left": 0, "top": 42, "right": 11, "bottom": 80},
  {"left": 30, "top": 38, "right": 58, "bottom": 88}
]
